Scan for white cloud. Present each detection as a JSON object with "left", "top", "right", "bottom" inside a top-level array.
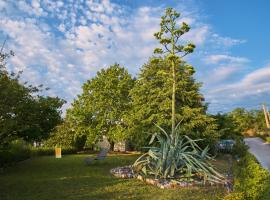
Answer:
[
  {"left": 211, "top": 33, "right": 246, "bottom": 48},
  {"left": 209, "top": 66, "right": 241, "bottom": 83},
  {"left": 208, "top": 65, "right": 270, "bottom": 100},
  {"left": 243, "top": 66, "right": 270, "bottom": 85},
  {"left": 203, "top": 54, "right": 249, "bottom": 65},
  {"left": 0, "top": 0, "right": 250, "bottom": 114},
  {"left": 183, "top": 25, "right": 209, "bottom": 45}
]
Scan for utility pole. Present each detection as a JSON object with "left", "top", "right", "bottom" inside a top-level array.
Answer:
[{"left": 262, "top": 103, "right": 270, "bottom": 129}]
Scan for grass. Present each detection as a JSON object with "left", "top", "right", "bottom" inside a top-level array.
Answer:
[{"left": 0, "top": 153, "right": 230, "bottom": 200}]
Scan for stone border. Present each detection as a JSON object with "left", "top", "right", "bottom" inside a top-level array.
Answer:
[{"left": 110, "top": 166, "right": 230, "bottom": 189}]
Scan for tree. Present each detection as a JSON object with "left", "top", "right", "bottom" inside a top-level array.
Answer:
[
  {"left": 67, "top": 64, "right": 135, "bottom": 147},
  {"left": 153, "top": 7, "right": 196, "bottom": 137},
  {"left": 45, "top": 121, "right": 77, "bottom": 148},
  {"left": 227, "top": 108, "right": 265, "bottom": 136},
  {"left": 0, "top": 50, "right": 65, "bottom": 147},
  {"left": 213, "top": 113, "right": 243, "bottom": 140},
  {"left": 17, "top": 96, "right": 65, "bottom": 142},
  {"left": 129, "top": 57, "right": 217, "bottom": 148}
]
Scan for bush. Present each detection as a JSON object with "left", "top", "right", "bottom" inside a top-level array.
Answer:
[
  {"left": 225, "top": 153, "right": 270, "bottom": 200},
  {"left": 265, "top": 137, "right": 270, "bottom": 143},
  {"left": 0, "top": 141, "right": 77, "bottom": 169},
  {"left": 31, "top": 147, "right": 77, "bottom": 156},
  {"left": 0, "top": 139, "right": 31, "bottom": 168},
  {"left": 231, "top": 139, "right": 248, "bottom": 158},
  {"left": 223, "top": 192, "right": 244, "bottom": 200}
]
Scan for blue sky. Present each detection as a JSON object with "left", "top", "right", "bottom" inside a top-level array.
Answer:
[{"left": 1, "top": 0, "right": 270, "bottom": 114}]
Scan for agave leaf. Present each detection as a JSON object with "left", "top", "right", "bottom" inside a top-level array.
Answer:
[
  {"left": 142, "top": 166, "right": 147, "bottom": 175},
  {"left": 175, "top": 118, "right": 184, "bottom": 131},
  {"left": 149, "top": 133, "right": 157, "bottom": 145},
  {"left": 154, "top": 123, "right": 169, "bottom": 139},
  {"left": 133, "top": 124, "right": 225, "bottom": 182}
]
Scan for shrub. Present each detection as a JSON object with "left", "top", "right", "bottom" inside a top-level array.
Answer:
[
  {"left": 31, "top": 147, "right": 77, "bottom": 156},
  {"left": 0, "top": 142, "right": 77, "bottom": 169},
  {"left": 45, "top": 121, "right": 76, "bottom": 148},
  {"left": 231, "top": 139, "right": 248, "bottom": 158},
  {"left": 225, "top": 153, "right": 270, "bottom": 200},
  {"left": 0, "top": 139, "right": 31, "bottom": 168},
  {"left": 223, "top": 192, "right": 244, "bottom": 200},
  {"left": 265, "top": 137, "right": 270, "bottom": 143}
]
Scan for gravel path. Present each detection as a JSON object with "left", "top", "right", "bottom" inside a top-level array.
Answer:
[{"left": 244, "top": 137, "right": 270, "bottom": 171}]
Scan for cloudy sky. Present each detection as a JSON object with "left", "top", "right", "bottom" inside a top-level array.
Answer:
[{"left": 1, "top": 0, "right": 270, "bottom": 114}]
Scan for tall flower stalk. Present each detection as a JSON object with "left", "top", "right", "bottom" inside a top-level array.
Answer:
[{"left": 153, "top": 8, "right": 195, "bottom": 137}]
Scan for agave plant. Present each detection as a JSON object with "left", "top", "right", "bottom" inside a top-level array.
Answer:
[{"left": 133, "top": 124, "right": 225, "bottom": 184}]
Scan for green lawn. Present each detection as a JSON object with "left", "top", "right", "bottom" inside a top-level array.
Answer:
[{"left": 0, "top": 153, "right": 229, "bottom": 200}]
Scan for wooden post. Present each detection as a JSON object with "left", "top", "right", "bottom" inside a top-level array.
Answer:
[{"left": 262, "top": 104, "right": 270, "bottom": 128}]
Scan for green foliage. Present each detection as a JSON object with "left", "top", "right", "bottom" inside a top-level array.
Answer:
[
  {"left": 213, "top": 113, "right": 243, "bottom": 140},
  {"left": 128, "top": 57, "right": 218, "bottom": 148},
  {"left": 66, "top": 64, "right": 135, "bottom": 147},
  {"left": 265, "top": 137, "right": 270, "bottom": 143},
  {"left": 0, "top": 51, "right": 65, "bottom": 147},
  {"left": 45, "top": 121, "right": 77, "bottom": 148},
  {"left": 133, "top": 125, "right": 224, "bottom": 183},
  {"left": 128, "top": 8, "right": 217, "bottom": 150},
  {"left": 228, "top": 153, "right": 270, "bottom": 200},
  {"left": 223, "top": 192, "right": 244, "bottom": 200},
  {"left": 228, "top": 108, "right": 255, "bottom": 134},
  {"left": 214, "top": 108, "right": 266, "bottom": 139},
  {"left": 231, "top": 140, "right": 248, "bottom": 158},
  {"left": 0, "top": 139, "right": 31, "bottom": 168},
  {"left": 30, "top": 147, "right": 77, "bottom": 156},
  {"left": 0, "top": 140, "right": 76, "bottom": 168}
]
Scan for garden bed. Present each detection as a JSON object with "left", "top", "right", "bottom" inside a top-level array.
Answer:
[{"left": 110, "top": 165, "right": 232, "bottom": 190}]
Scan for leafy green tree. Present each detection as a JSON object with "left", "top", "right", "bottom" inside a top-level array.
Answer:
[
  {"left": 228, "top": 108, "right": 265, "bottom": 136},
  {"left": 45, "top": 121, "right": 76, "bottom": 148},
  {"left": 0, "top": 50, "right": 65, "bottom": 147},
  {"left": 250, "top": 109, "right": 265, "bottom": 132},
  {"left": 153, "top": 7, "right": 196, "bottom": 136},
  {"left": 67, "top": 64, "right": 135, "bottom": 147},
  {"left": 214, "top": 108, "right": 266, "bottom": 139},
  {"left": 129, "top": 57, "right": 217, "bottom": 148},
  {"left": 228, "top": 108, "right": 253, "bottom": 134},
  {"left": 128, "top": 8, "right": 217, "bottom": 149},
  {"left": 213, "top": 113, "right": 243, "bottom": 140},
  {"left": 18, "top": 96, "right": 65, "bottom": 142}
]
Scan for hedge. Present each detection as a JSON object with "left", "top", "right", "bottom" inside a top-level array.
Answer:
[
  {"left": 0, "top": 140, "right": 77, "bottom": 169},
  {"left": 223, "top": 153, "right": 270, "bottom": 200}
]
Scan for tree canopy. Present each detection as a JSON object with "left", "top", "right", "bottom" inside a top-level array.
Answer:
[
  {"left": 66, "top": 64, "right": 135, "bottom": 147},
  {"left": 0, "top": 50, "right": 65, "bottom": 147},
  {"left": 128, "top": 57, "right": 218, "bottom": 148}
]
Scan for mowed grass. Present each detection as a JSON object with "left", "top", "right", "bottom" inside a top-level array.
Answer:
[{"left": 0, "top": 153, "right": 229, "bottom": 200}]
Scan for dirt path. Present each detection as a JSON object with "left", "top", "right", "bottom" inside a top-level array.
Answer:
[{"left": 244, "top": 137, "right": 270, "bottom": 171}]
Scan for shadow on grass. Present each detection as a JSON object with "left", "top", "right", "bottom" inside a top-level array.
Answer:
[{"left": 0, "top": 154, "right": 227, "bottom": 200}]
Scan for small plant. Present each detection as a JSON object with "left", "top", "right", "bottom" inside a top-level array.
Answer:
[
  {"left": 230, "top": 153, "right": 270, "bottom": 200},
  {"left": 231, "top": 139, "right": 248, "bottom": 158},
  {"left": 265, "top": 137, "right": 270, "bottom": 143},
  {"left": 0, "top": 139, "right": 31, "bottom": 168},
  {"left": 133, "top": 125, "right": 225, "bottom": 184}
]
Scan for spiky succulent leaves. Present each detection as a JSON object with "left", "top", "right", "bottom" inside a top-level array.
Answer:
[{"left": 133, "top": 126, "right": 225, "bottom": 183}]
